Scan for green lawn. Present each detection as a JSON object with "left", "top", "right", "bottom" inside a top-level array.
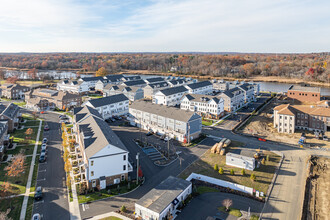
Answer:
[
  {"left": 23, "top": 120, "right": 40, "bottom": 127},
  {"left": 100, "top": 217, "right": 122, "bottom": 220},
  {"left": 202, "top": 120, "right": 213, "bottom": 126},
  {"left": 30, "top": 155, "right": 40, "bottom": 193},
  {"left": 196, "top": 186, "right": 220, "bottom": 194},
  {"left": 0, "top": 196, "right": 24, "bottom": 220},
  {"left": 218, "top": 207, "right": 242, "bottom": 217},
  {"left": 179, "top": 141, "right": 281, "bottom": 194},
  {"left": 25, "top": 195, "right": 34, "bottom": 220},
  {"left": 78, "top": 182, "right": 139, "bottom": 204}
]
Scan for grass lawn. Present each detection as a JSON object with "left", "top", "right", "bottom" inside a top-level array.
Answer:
[
  {"left": 88, "top": 94, "right": 103, "bottom": 99},
  {"left": 25, "top": 195, "right": 34, "bottom": 220},
  {"left": 250, "top": 215, "right": 259, "bottom": 220},
  {"left": 30, "top": 155, "right": 40, "bottom": 193},
  {"left": 13, "top": 102, "right": 26, "bottom": 107},
  {"left": 0, "top": 80, "right": 44, "bottom": 86},
  {"left": 196, "top": 186, "right": 220, "bottom": 194},
  {"left": 78, "top": 182, "right": 139, "bottom": 204},
  {"left": 218, "top": 207, "right": 242, "bottom": 217},
  {"left": 0, "top": 196, "right": 24, "bottom": 219},
  {"left": 179, "top": 141, "right": 281, "bottom": 194},
  {"left": 23, "top": 120, "right": 40, "bottom": 127},
  {"left": 12, "top": 125, "right": 41, "bottom": 145},
  {"left": 202, "top": 120, "right": 213, "bottom": 126},
  {"left": 100, "top": 217, "right": 122, "bottom": 220}
]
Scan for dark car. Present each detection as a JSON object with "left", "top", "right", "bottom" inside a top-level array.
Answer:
[
  {"left": 41, "top": 148, "right": 47, "bottom": 155},
  {"left": 39, "top": 152, "right": 47, "bottom": 163},
  {"left": 59, "top": 115, "right": 65, "bottom": 118},
  {"left": 44, "top": 125, "right": 49, "bottom": 131},
  {"left": 105, "top": 118, "right": 112, "bottom": 123},
  {"left": 111, "top": 118, "right": 116, "bottom": 122},
  {"left": 42, "top": 138, "right": 48, "bottom": 144},
  {"left": 146, "top": 131, "right": 153, "bottom": 136},
  {"left": 34, "top": 187, "right": 43, "bottom": 200}
]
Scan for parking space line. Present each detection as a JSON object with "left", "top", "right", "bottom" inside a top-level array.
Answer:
[
  {"left": 34, "top": 200, "right": 44, "bottom": 204},
  {"left": 37, "top": 178, "right": 46, "bottom": 181},
  {"left": 38, "top": 170, "right": 46, "bottom": 172}
]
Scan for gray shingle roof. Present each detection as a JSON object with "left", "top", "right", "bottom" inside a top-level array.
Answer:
[
  {"left": 144, "top": 77, "right": 164, "bottom": 83},
  {"left": 185, "top": 81, "right": 212, "bottom": 90},
  {"left": 0, "top": 121, "right": 8, "bottom": 138},
  {"left": 158, "top": 86, "right": 188, "bottom": 96},
  {"left": 74, "top": 105, "right": 102, "bottom": 123},
  {"left": 87, "top": 94, "right": 128, "bottom": 108},
  {"left": 75, "top": 107, "right": 128, "bottom": 158},
  {"left": 130, "top": 100, "right": 201, "bottom": 122},
  {"left": 80, "top": 76, "right": 103, "bottom": 82},
  {"left": 122, "top": 80, "right": 146, "bottom": 87},
  {"left": 104, "top": 74, "right": 123, "bottom": 82},
  {"left": 123, "top": 76, "right": 141, "bottom": 81},
  {"left": 107, "top": 85, "right": 141, "bottom": 93},
  {"left": 136, "top": 176, "right": 191, "bottom": 214},
  {"left": 182, "top": 94, "right": 221, "bottom": 103},
  {"left": 0, "top": 103, "right": 19, "bottom": 119},
  {"left": 147, "top": 81, "right": 169, "bottom": 89}
]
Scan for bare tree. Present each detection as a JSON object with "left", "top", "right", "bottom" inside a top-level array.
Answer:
[{"left": 222, "top": 198, "right": 233, "bottom": 211}]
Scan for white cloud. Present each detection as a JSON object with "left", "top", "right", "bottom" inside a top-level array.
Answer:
[{"left": 0, "top": 0, "right": 329, "bottom": 52}]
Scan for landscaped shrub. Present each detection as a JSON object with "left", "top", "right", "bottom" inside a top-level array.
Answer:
[
  {"left": 214, "top": 164, "right": 219, "bottom": 171},
  {"left": 219, "top": 167, "right": 224, "bottom": 174},
  {"left": 230, "top": 169, "right": 235, "bottom": 175},
  {"left": 266, "top": 155, "right": 270, "bottom": 161},
  {"left": 241, "top": 169, "right": 246, "bottom": 176},
  {"left": 120, "top": 205, "right": 127, "bottom": 213},
  {"left": 261, "top": 158, "right": 266, "bottom": 165},
  {"left": 250, "top": 173, "right": 256, "bottom": 181}
]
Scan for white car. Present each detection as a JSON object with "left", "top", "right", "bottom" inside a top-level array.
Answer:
[{"left": 32, "top": 213, "right": 41, "bottom": 220}]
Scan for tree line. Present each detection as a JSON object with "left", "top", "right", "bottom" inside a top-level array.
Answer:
[{"left": 0, "top": 53, "right": 329, "bottom": 82}]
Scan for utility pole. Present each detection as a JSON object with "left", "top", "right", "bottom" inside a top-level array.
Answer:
[
  {"left": 139, "top": 118, "right": 142, "bottom": 142},
  {"left": 136, "top": 153, "right": 140, "bottom": 184},
  {"left": 187, "top": 124, "right": 190, "bottom": 144},
  {"left": 167, "top": 135, "right": 170, "bottom": 159}
]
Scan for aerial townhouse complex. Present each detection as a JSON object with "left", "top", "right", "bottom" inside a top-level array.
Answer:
[
  {"left": 103, "top": 85, "right": 144, "bottom": 101},
  {"left": 94, "top": 74, "right": 124, "bottom": 91},
  {"left": 212, "top": 80, "right": 260, "bottom": 95},
  {"left": 73, "top": 106, "right": 131, "bottom": 189},
  {"left": 84, "top": 94, "right": 129, "bottom": 120},
  {"left": 180, "top": 94, "right": 225, "bottom": 119},
  {"left": 78, "top": 76, "right": 104, "bottom": 90},
  {"left": 25, "top": 89, "right": 82, "bottom": 111},
  {"left": 121, "top": 79, "right": 147, "bottom": 87},
  {"left": 184, "top": 81, "right": 213, "bottom": 95},
  {"left": 273, "top": 103, "right": 330, "bottom": 134},
  {"left": 0, "top": 103, "right": 20, "bottom": 132},
  {"left": 153, "top": 86, "right": 188, "bottom": 106},
  {"left": 1, "top": 84, "right": 30, "bottom": 99},
  {"left": 143, "top": 77, "right": 164, "bottom": 84},
  {"left": 287, "top": 84, "right": 321, "bottom": 103},
  {"left": 129, "top": 100, "right": 202, "bottom": 142},
  {"left": 218, "top": 87, "right": 245, "bottom": 112},
  {"left": 238, "top": 83, "right": 256, "bottom": 103},
  {"left": 143, "top": 81, "right": 169, "bottom": 99},
  {"left": 57, "top": 80, "right": 89, "bottom": 94}
]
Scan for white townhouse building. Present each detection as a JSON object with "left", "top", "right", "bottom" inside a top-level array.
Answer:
[
  {"left": 180, "top": 94, "right": 225, "bottom": 119},
  {"left": 238, "top": 83, "right": 255, "bottom": 103},
  {"left": 57, "top": 80, "right": 89, "bottom": 94},
  {"left": 73, "top": 106, "right": 131, "bottom": 189},
  {"left": 121, "top": 79, "right": 147, "bottom": 88},
  {"left": 211, "top": 80, "right": 229, "bottom": 92},
  {"left": 153, "top": 86, "right": 188, "bottom": 106},
  {"left": 103, "top": 85, "right": 144, "bottom": 101},
  {"left": 95, "top": 75, "right": 124, "bottom": 91},
  {"left": 135, "top": 176, "right": 192, "bottom": 220},
  {"left": 122, "top": 75, "right": 141, "bottom": 81},
  {"left": 129, "top": 100, "right": 202, "bottom": 142},
  {"left": 168, "top": 79, "right": 195, "bottom": 87},
  {"left": 184, "top": 81, "right": 213, "bottom": 95},
  {"left": 84, "top": 94, "right": 129, "bottom": 119},
  {"left": 218, "top": 87, "right": 245, "bottom": 112},
  {"left": 78, "top": 76, "right": 104, "bottom": 90},
  {"left": 143, "top": 81, "right": 169, "bottom": 99}
]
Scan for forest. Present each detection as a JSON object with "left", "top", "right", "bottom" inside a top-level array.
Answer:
[{"left": 0, "top": 53, "right": 329, "bottom": 82}]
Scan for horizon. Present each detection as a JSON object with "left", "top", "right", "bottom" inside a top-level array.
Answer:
[{"left": 1, "top": 0, "right": 330, "bottom": 53}]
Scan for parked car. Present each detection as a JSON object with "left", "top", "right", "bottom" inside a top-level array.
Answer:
[
  {"left": 117, "top": 116, "right": 122, "bottom": 120},
  {"left": 42, "top": 138, "right": 48, "bottom": 144},
  {"left": 41, "top": 144, "right": 47, "bottom": 151},
  {"left": 41, "top": 148, "right": 47, "bottom": 155},
  {"left": 44, "top": 125, "right": 49, "bottom": 131},
  {"left": 146, "top": 131, "right": 153, "bottom": 136},
  {"left": 32, "top": 213, "right": 41, "bottom": 220},
  {"left": 323, "top": 135, "right": 328, "bottom": 141},
  {"left": 34, "top": 187, "right": 43, "bottom": 201},
  {"left": 111, "top": 118, "right": 116, "bottom": 122},
  {"left": 59, "top": 115, "right": 65, "bottom": 118},
  {"left": 39, "top": 152, "right": 47, "bottom": 163},
  {"left": 105, "top": 118, "right": 112, "bottom": 123}
]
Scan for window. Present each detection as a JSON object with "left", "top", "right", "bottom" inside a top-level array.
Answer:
[
  {"left": 121, "top": 175, "right": 125, "bottom": 181},
  {"left": 91, "top": 171, "right": 94, "bottom": 176},
  {"left": 280, "top": 116, "right": 282, "bottom": 119},
  {"left": 91, "top": 161, "right": 94, "bottom": 166},
  {"left": 123, "top": 155, "right": 126, "bottom": 160},
  {"left": 285, "top": 116, "right": 287, "bottom": 120},
  {"left": 123, "top": 165, "right": 126, "bottom": 171}
]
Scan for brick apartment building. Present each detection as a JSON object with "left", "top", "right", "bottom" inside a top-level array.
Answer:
[{"left": 287, "top": 85, "right": 321, "bottom": 103}]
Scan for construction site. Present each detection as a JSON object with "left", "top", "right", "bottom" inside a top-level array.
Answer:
[{"left": 302, "top": 156, "right": 330, "bottom": 220}]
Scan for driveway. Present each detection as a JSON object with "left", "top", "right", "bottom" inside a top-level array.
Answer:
[
  {"left": 32, "top": 112, "right": 70, "bottom": 220},
  {"left": 177, "top": 192, "right": 263, "bottom": 220}
]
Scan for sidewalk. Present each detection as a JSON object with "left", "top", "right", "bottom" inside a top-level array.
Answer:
[
  {"left": 88, "top": 211, "right": 132, "bottom": 220},
  {"left": 19, "top": 119, "right": 42, "bottom": 220}
]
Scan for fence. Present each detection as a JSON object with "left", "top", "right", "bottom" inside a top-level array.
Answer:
[{"left": 186, "top": 173, "right": 254, "bottom": 195}]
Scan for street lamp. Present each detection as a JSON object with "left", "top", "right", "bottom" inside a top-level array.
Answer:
[{"left": 136, "top": 153, "right": 140, "bottom": 184}]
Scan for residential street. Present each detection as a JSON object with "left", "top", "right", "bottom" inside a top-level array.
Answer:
[{"left": 32, "top": 112, "right": 70, "bottom": 220}]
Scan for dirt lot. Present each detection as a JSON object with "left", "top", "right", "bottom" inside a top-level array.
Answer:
[
  {"left": 305, "top": 157, "right": 330, "bottom": 220},
  {"left": 179, "top": 140, "right": 281, "bottom": 194},
  {"left": 240, "top": 99, "right": 330, "bottom": 148}
]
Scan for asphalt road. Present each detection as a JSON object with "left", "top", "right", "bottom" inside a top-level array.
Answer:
[
  {"left": 177, "top": 192, "right": 264, "bottom": 220},
  {"left": 32, "top": 112, "right": 70, "bottom": 220}
]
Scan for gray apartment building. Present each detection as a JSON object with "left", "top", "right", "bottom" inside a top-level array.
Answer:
[
  {"left": 103, "top": 84, "right": 144, "bottom": 101},
  {"left": 1, "top": 84, "right": 30, "bottom": 99},
  {"left": 129, "top": 100, "right": 202, "bottom": 142}
]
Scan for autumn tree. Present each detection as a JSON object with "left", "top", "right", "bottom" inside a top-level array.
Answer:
[
  {"left": 27, "top": 68, "right": 37, "bottom": 80},
  {"left": 5, "top": 152, "right": 25, "bottom": 177},
  {"left": 0, "top": 182, "right": 11, "bottom": 197},
  {"left": 0, "top": 69, "right": 5, "bottom": 80},
  {"left": 222, "top": 199, "right": 233, "bottom": 211},
  {"left": 6, "top": 76, "right": 18, "bottom": 84},
  {"left": 95, "top": 67, "right": 108, "bottom": 77}
]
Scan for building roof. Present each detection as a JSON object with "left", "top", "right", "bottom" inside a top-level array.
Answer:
[
  {"left": 74, "top": 105, "right": 102, "bottom": 123},
  {"left": 144, "top": 77, "right": 164, "bottom": 83},
  {"left": 0, "top": 103, "right": 20, "bottom": 119},
  {"left": 106, "top": 85, "right": 141, "bottom": 93},
  {"left": 104, "top": 74, "right": 123, "bottom": 82},
  {"left": 121, "top": 80, "right": 146, "bottom": 87},
  {"left": 238, "top": 83, "right": 254, "bottom": 91},
  {"left": 168, "top": 79, "right": 186, "bottom": 85},
  {"left": 158, "top": 86, "right": 188, "bottom": 96},
  {"left": 136, "top": 176, "right": 191, "bottom": 214},
  {"left": 184, "top": 81, "right": 212, "bottom": 90},
  {"left": 79, "top": 76, "right": 103, "bottom": 82},
  {"left": 28, "top": 89, "right": 81, "bottom": 102},
  {"left": 0, "top": 121, "right": 8, "bottom": 138},
  {"left": 123, "top": 76, "right": 141, "bottom": 81},
  {"left": 146, "top": 81, "right": 169, "bottom": 89},
  {"left": 274, "top": 104, "right": 330, "bottom": 117},
  {"left": 59, "top": 79, "right": 84, "bottom": 85},
  {"left": 74, "top": 107, "right": 128, "bottom": 158},
  {"left": 87, "top": 94, "right": 128, "bottom": 108},
  {"left": 226, "top": 153, "right": 255, "bottom": 162},
  {"left": 220, "top": 87, "right": 242, "bottom": 98},
  {"left": 182, "top": 94, "right": 222, "bottom": 104},
  {"left": 130, "top": 100, "right": 201, "bottom": 122},
  {"left": 288, "top": 84, "right": 321, "bottom": 93},
  {"left": 0, "top": 84, "right": 29, "bottom": 90}
]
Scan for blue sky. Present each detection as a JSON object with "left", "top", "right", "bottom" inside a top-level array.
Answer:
[{"left": 0, "top": 0, "right": 329, "bottom": 52}]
